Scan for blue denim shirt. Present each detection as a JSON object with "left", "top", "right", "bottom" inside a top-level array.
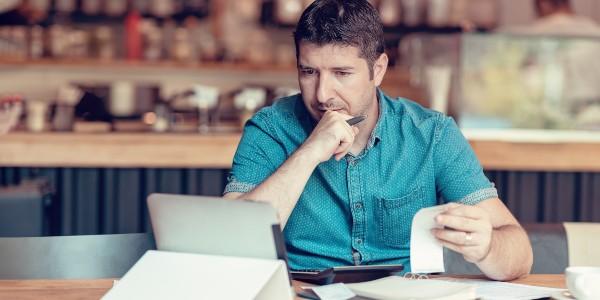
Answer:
[{"left": 224, "top": 89, "right": 498, "bottom": 271}]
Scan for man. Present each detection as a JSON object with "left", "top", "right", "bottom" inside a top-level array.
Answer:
[
  {"left": 508, "top": 0, "right": 600, "bottom": 36},
  {"left": 224, "top": 0, "right": 532, "bottom": 281}
]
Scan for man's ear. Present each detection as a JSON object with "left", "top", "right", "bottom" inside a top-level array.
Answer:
[{"left": 373, "top": 53, "right": 389, "bottom": 87}]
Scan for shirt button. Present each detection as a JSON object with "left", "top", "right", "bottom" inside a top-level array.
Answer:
[
  {"left": 355, "top": 238, "right": 363, "bottom": 245},
  {"left": 354, "top": 203, "right": 362, "bottom": 209},
  {"left": 349, "top": 161, "right": 357, "bottom": 167}
]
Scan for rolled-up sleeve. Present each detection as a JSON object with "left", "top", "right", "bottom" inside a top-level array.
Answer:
[
  {"left": 224, "top": 109, "right": 287, "bottom": 194},
  {"left": 433, "top": 116, "right": 498, "bottom": 205}
]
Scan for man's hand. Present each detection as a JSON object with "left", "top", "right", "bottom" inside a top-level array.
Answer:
[
  {"left": 299, "top": 110, "right": 359, "bottom": 163},
  {"left": 431, "top": 203, "right": 493, "bottom": 263}
]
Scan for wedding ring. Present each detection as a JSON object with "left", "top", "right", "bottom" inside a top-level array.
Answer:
[{"left": 465, "top": 232, "right": 473, "bottom": 245}]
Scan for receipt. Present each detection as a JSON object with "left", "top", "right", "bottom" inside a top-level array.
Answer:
[{"left": 410, "top": 205, "right": 446, "bottom": 274}]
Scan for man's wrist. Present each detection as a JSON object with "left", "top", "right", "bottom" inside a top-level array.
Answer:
[{"left": 294, "top": 146, "right": 322, "bottom": 167}]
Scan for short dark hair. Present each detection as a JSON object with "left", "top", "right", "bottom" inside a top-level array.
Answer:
[{"left": 293, "top": 0, "right": 385, "bottom": 78}]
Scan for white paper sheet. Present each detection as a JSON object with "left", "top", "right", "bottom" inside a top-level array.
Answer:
[
  {"left": 312, "top": 283, "right": 356, "bottom": 300},
  {"left": 435, "top": 278, "right": 566, "bottom": 300},
  {"left": 410, "top": 205, "right": 446, "bottom": 274}
]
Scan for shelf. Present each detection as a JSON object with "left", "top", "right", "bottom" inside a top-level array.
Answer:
[
  {"left": 0, "top": 58, "right": 423, "bottom": 104},
  {"left": 1, "top": 130, "right": 600, "bottom": 171},
  {"left": 0, "top": 58, "right": 298, "bottom": 73}
]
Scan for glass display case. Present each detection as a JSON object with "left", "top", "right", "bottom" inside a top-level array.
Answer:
[{"left": 459, "top": 33, "right": 600, "bottom": 130}]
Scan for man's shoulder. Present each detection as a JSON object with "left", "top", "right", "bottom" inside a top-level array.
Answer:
[{"left": 385, "top": 95, "right": 446, "bottom": 128}]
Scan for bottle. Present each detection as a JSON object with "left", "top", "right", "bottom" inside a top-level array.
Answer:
[
  {"left": 105, "top": 0, "right": 128, "bottom": 17},
  {"left": 29, "top": 26, "right": 44, "bottom": 59},
  {"left": 81, "top": 0, "right": 102, "bottom": 16},
  {"left": 379, "top": 0, "right": 403, "bottom": 27},
  {"left": 467, "top": 0, "right": 498, "bottom": 29},
  {"left": 54, "top": 0, "right": 76, "bottom": 14},
  {"left": 96, "top": 26, "right": 115, "bottom": 61},
  {"left": 274, "top": 0, "right": 303, "bottom": 25},
  {"left": 402, "top": 0, "right": 424, "bottom": 27},
  {"left": 125, "top": 7, "right": 142, "bottom": 60},
  {"left": 427, "top": 0, "right": 450, "bottom": 27}
]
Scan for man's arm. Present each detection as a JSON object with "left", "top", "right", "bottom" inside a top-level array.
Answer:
[
  {"left": 432, "top": 198, "right": 533, "bottom": 281},
  {"left": 225, "top": 111, "right": 359, "bottom": 227},
  {"left": 224, "top": 147, "right": 320, "bottom": 226}
]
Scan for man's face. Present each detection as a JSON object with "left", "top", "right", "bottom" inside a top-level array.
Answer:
[{"left": 297, "top": 42, "right": 385, "bottom": 121}]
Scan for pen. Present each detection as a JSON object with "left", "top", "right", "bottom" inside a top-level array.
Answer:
[{"left": 346, "top": 115, "right": 366, "bottom": 126}]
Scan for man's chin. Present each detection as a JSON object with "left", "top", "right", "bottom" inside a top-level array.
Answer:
[
  {"left": 317, "top": 109, "right": 348, "bottom": 116},
  {"left": 309, "top": 109, "right": 351, "bottom": 122}
]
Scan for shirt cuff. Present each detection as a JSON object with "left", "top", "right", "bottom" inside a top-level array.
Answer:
[
  {"left": 223, "top": 181, "right": 256, "bottom": 195},
  {"left": 458, "top": 187, "right": 499, "bottom": 206}
]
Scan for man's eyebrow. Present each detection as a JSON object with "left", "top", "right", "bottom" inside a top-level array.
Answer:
[
  {"left": 298, "top": 65, "right": 354, "bottom": 71},
  {"left": 331, "top": 67, "right": 354, "bottom": 71}
]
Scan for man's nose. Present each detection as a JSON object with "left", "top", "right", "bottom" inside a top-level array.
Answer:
[{"left": 316, "top": 73, "right": 334, "bottom": 104}]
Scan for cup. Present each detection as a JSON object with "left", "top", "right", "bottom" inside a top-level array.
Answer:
[
  {"left": 425, "top": 64, "right": 452, "bottom": 114},
  {"left": 26, "top": 101, "right": 49, "bottom": 132},
  {"left": 565, "top": 266, "right": 600, "bottom": 300}
]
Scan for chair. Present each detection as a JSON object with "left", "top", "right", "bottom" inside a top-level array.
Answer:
[
  {"left": 443, "top": 223, "right": 569, "bottom": 275},
  {"left": 0, "top": 179, "right": 51, "bottom": 237},
  {"left": 0, "top": 233, "right": 155, "bottom": 279}
]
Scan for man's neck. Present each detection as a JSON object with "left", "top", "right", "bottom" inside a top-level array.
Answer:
[{"left": 349, "top": 94, "right": 380, "bottom": 156}]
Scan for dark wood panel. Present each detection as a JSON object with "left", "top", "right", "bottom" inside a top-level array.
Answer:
[
  {"left": 1, "top": 167, "right": 599, "bottom": 236},
  {"left": 116, "top": 169, "right": 141, "bottom": 233},
  {"left": 75, "top": 169, "right": 99, "bottom": 235},
  {"left": 60, "top": 169, "right": 74, "bottom": 235}
]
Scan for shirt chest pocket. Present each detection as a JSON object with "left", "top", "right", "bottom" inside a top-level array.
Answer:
[{"left": 376, "top": 186, "right": 425, "bottom": 248}]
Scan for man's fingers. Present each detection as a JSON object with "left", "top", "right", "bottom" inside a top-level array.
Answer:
[
  {"left": 435, "top": 214, "right": 480, "bottom": 232},
  {"left": 334, "top": 138, "right": 352, "bottom": 160},
  {"left": 314, "top": 111, "right": 359, "bottom": 161},
  {"left": 438, "top": 240, "right": 483, "bottom": 263},
  {"left": 432, "top": 228, "right": 476, "bottom": 246},
  {"left": 443, "top": 204, "right": 484, "bottom": 220},
  {"left": 332, "top": 120, "right": 357, "bottom": 160},
  {"left": 334, "top": 147, "right": 348, "bottom": 160},
  {"left": 438, "top": 239, "right": 464, "bottom": 254}
]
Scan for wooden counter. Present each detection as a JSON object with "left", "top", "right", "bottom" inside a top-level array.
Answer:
[
  {"left": 464, "top": 129, "right": 600, "bottom": 172},
  {"left": 0, "top": 132, "right": 241, "bottom": 169},
  {"left": 1, "top": 129, "right": 599, "bottom": 171}
]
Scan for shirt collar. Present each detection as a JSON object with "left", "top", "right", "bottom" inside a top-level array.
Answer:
[{"left": 366, "top": 88, "right": 389, "bottom": 149}]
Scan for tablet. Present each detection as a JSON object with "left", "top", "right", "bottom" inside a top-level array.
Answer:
[{"left": 290, "top": 264, "right": 404, "bottom": 285}]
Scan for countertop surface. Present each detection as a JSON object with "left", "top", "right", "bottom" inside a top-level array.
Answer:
[{"left": 1, "top": 130, "right": 599, "bottom": 171}]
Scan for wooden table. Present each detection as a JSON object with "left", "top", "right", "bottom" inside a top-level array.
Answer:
[{"left": 0, "top": 275, "right": 566, "bottom": 300}]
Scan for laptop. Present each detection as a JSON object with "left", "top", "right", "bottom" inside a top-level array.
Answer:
[
  {"left": 147, "top": 193, "right": 285, "bottom": 261},
  {"left": 147, "top": 193, "right": 402, "bottom": 286}
]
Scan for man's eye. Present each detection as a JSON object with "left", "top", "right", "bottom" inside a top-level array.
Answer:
[
  {"left": 301, "top": 69, "right": 315, "bottom": 75},
  {"left": 336, "top": 71, "right": 351, "bottom": 77}
]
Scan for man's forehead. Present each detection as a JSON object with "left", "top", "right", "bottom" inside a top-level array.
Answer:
[{"left": 298, "top": 42, "right": 364, "bottom": 66}]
